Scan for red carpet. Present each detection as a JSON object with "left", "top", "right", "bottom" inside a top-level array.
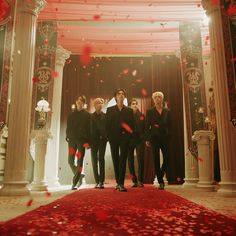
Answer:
[{"left": 0, "top": 185, "right": 236, "bottom": 235}]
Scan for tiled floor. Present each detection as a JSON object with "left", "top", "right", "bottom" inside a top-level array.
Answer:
[{"left": 0, "top": 182, "right": 236, "bottom": 222}]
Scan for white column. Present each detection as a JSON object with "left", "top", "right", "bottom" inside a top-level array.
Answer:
[
  {"left": 202, "top": 0, "right": 236, "bottom": 195},
  {"left": 0, "top": 125, "right": 8, "bottom": 183},
  {"left": 183, "top": 88, "right": 199, "bottom": 188},
  {"left": 0, "top": 0, "right": 46, "bottom": 196},
  {"left": 45, "top": 46, "right": 70, "bottom": 189},
  {"left": 31, "top": 130, "right": 52, "bottom": 191},
  {"left": 192, "top": 130, "right": 215, "bottom": 190}
]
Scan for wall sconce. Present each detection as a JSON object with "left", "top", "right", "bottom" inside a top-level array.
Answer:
[{"left": 35, "top": 98, "right": 50, "bottom": 128}]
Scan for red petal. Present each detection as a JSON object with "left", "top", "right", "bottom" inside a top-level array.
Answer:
[
  {"left": 121, "top": 122, "right": 133, "bottom": 134},
  {"left": 26, "top": 199, "right": 33, "bottom": 207},
  {"left": 141, "top": 88, "right": 148, "bottom": 97},
  {"left": 69, "top": 147, "right": 75, "bottom": 155},
  {"left": 76, "top": 151, "right": 81, "bottom": 159}
]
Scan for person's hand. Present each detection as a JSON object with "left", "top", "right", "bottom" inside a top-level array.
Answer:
[{"left": 145, "top": 141, "right": 151, "bottom": 147}]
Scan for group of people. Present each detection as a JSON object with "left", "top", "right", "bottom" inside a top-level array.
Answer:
[{"left": 66, "top": 89, "right": 171, "bottom": 192}]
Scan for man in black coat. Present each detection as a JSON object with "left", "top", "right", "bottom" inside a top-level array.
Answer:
[
  {"left": 128, "top": 98, "right": 145, "bottom": 187},
  {"left": 106, "top": 89, "right": 135, "bottom": 192},
  {"left": 66, "top": 95, "right": 90, "bottom": 190},
  {"left": 90, "top": 98, "right": 107, "bottom": 189},
  {"left": 145, "top": 91, "right": 171, "bottom": 190}
]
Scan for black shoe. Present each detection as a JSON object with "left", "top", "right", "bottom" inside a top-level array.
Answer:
[
  {"left": 71, "top": 185, "right": 77, "bottom": 190},
  {"left": 118, "top": 185, "right": 127, "bottom": 192},
  {"left": 94, "top": 183, "right": 99, "bottom": 188},
  {"left": 132, "top": 183, "right": 138, "bottom": 187},
  {"left": 159, "top": 183, "right": 165, "bottom": 190},
  {"left": 77, "top": 174, "right": 85, "bottom": 188},
  {"left": 115, "top": 184, "right": 120, "bottom": 190},
  {"left": 99, "top": 183, "right": 104, "bottom": 189},
  {"left": 138, "top": 182, "right": 144, "bottom": 187}
]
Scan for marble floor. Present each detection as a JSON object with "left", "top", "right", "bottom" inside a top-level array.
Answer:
[{"left": 0, "top": 182, "right": 236, "bottom": 222}]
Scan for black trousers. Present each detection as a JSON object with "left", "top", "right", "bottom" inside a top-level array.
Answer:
[
  {"left": 151, "top": 136, "right": 169, "bottom": 184},
  {"left": 68, "top": 141, "right": 85, "bottom": 187},
  {"left": 91, "top": 139, "right": 107, "bottom": 184},
  {"left": 128, "top": 141, "right": 145, "bottom": 183},
  {"left": 109, "top": 139, "right": 130, "bottom": 185}
]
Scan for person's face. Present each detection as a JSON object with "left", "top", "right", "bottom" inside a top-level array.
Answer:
[
  {"left": 95, "top": 100, "right": 103, "bottom": 112},
  {"left": 130, "top": 101, "right": 138, "bottom": 113},
  {"left": 153, "top": 94, "right": 163, "bottom": 106},
  {"left": 115, "top": 91, "right": 125, "bottom": 103},
  {"left": 76, "top": 97, "right": 85, "bottom": 110}
]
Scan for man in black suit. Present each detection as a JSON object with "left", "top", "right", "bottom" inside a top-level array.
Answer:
[
  {"left": 128, "top": 98, "right": 145, "bottom": 187},
  {"left": 106, "top": 89, "right": 135, "bottom": 192},
  {"left": 66, "top": 95, "right": 90, "bottom": 190},
  {"left": 90, "top": 98, "right": 107, "bottom": 189},
  {"left": 145, "top": 91, "right": 171, "bottom": 190}
]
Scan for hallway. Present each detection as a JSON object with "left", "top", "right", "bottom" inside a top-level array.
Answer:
[{"left": 1, "top": 181, "right": 236, "bottom": 235}]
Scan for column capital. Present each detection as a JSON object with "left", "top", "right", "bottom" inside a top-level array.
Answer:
[
  {"left": 18, "top": 0, "right": 46, "bottom": 17},
  {"left": 201, "top": 0, "right": 219, "bottom": 16},
  {"left": 56, "top": 45, "right": 71, "bottom": 67},
  {"left": 192, "top": 130, "right": 215, "bottom": 142}
]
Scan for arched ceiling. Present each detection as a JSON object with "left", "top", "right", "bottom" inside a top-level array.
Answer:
[{"left": 38, "top": 0, "right": 210, "bottom": 55}]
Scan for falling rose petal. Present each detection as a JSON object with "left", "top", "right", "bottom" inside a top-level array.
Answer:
[
  {"left": 205, "top": 61, "right": 208, "bottom": 66},
  {"left": 227, "top": 6, "right": 236, "bottom": 16},
  {"left": 211, "top": 0, "right": 220, "bottom": 6},
  {"left": 69, "top": 147, "right": 75, "bottom": 155},
  {"left": 44, "top": 38, "right": 49, "bottom": 45},
  {"left": 95, "top": 210, "right": 108, "bottom": 221},
  {"left": 140, "top": 59, "right": 144, "bottom": 65},
  {"left": 32, "top": 76, "right": 38, "bottom": 83},
  {"left": 121, "top": 122, "right": 133, "bottom": 134},
  {"left": 129, "top": 174, "right": 134, "bottom": 179},
  {"left": 76, "top": 151, "right": 81, "bottom": 159},
  {"left": 154, "top": 123, "right": 159, "bottom": 128},
  {"left": 205, "top": 36, "right": 209, "bottom": 41},
  {"left": 93, "top": 14, "right": 101, "bottom": 21},
  {"left": 141, "top": 88, "right": 148, "bottom": 97},
  {"left": 80, "top": 45, "right": 92, "bottom": 66},
  {"left": 140, "top": 116, "right": 144, "bottom": 121},
  {"left": 46, "top": 190, "right": 52, "bottom": 197},
  {"left": 51, "top": 71, "right": 59, "bottom": 78},
  {"left": 231, "top": 58, "right": 236, "bottom": 62},
  {"left": 197, "top": 157, "right": 204, "bottom": 162},
  {"left": 26, "top": 199, "right": 33, "bottom": 207},
  {"left": 176, "top": 177, "right": 181, "bottom": 182},
  {"left": 136, "top": 78, "right": 143, "bottom": 83},
  {"left": 123, "top": 68, "right": 129, "bottom": 75},
  {"left": 83, "top": 143, "right": 90, "bottom": 149},
  {"left": 197, "top": 3, "right": 201, "bottom": 7}
]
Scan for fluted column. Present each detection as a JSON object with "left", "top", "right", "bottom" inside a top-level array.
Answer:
[
  {"left": 192, "top": 130, "right": 215, "bottom": 190},
  {"left": 183, "top": 93, "right": 199, "bottom": 188},
  {"left": 0, "top": 0, "right": 46, "bottom": 196},
  {"left": 45, "top": 46, "right": 71, "bottom": 189},
  {"left": 31, "top": 130, "right": 52, "bottom": 191},
  {"left": 202, "top": 0, "right": 236, "bottom": 195}
]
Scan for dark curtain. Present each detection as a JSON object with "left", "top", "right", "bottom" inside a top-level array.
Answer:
[
  {"left": 61, "top": 55, "right": 184, "bottom": 184},
  {"left": 151, "top": 55, "right": 184, "bottom": 183}
]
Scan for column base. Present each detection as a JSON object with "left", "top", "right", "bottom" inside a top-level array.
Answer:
[
  {"left": 0, "top": 181, "right": 30, "bottom": 196},
  {"left": 196, "top": 181, "right": 215, "bottom": 191},
  {"left": 182, "top": 178, "right": 198, "bottom": 188},
  {"left": 217, "top": 182, "right": 236, "bottom": 196},
  {"left": 46, "top": 177, "right": 61, "bottom": 188},
  {"left": 30, "top": 181, "right": 48, "bottom": 191}
]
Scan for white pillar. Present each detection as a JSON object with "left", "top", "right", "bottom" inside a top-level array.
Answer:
[
  {"left": 202, "top": 0, "right": 236, "bottom": 195},
  {"left": 0, "top": 125, "right": 8, "bottom": 183},
  {"left": 183, "top": 89, "right": 199, "bottom": 188},
  {"left": 192, "top": 130, "right": 215, "bottom": 190},
  {"left": 0, "top": 0, "right": 46, "bottom": 196},
  {"left": 45, "top": 46, "right": 70, "bottom": 189},
  {"left": 31, "top": 130, "right": 52, "bottom": 191}
]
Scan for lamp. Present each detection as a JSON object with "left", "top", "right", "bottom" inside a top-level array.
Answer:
[{"left": 35, "top": 98, "right": 50, "bottom": 128}]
